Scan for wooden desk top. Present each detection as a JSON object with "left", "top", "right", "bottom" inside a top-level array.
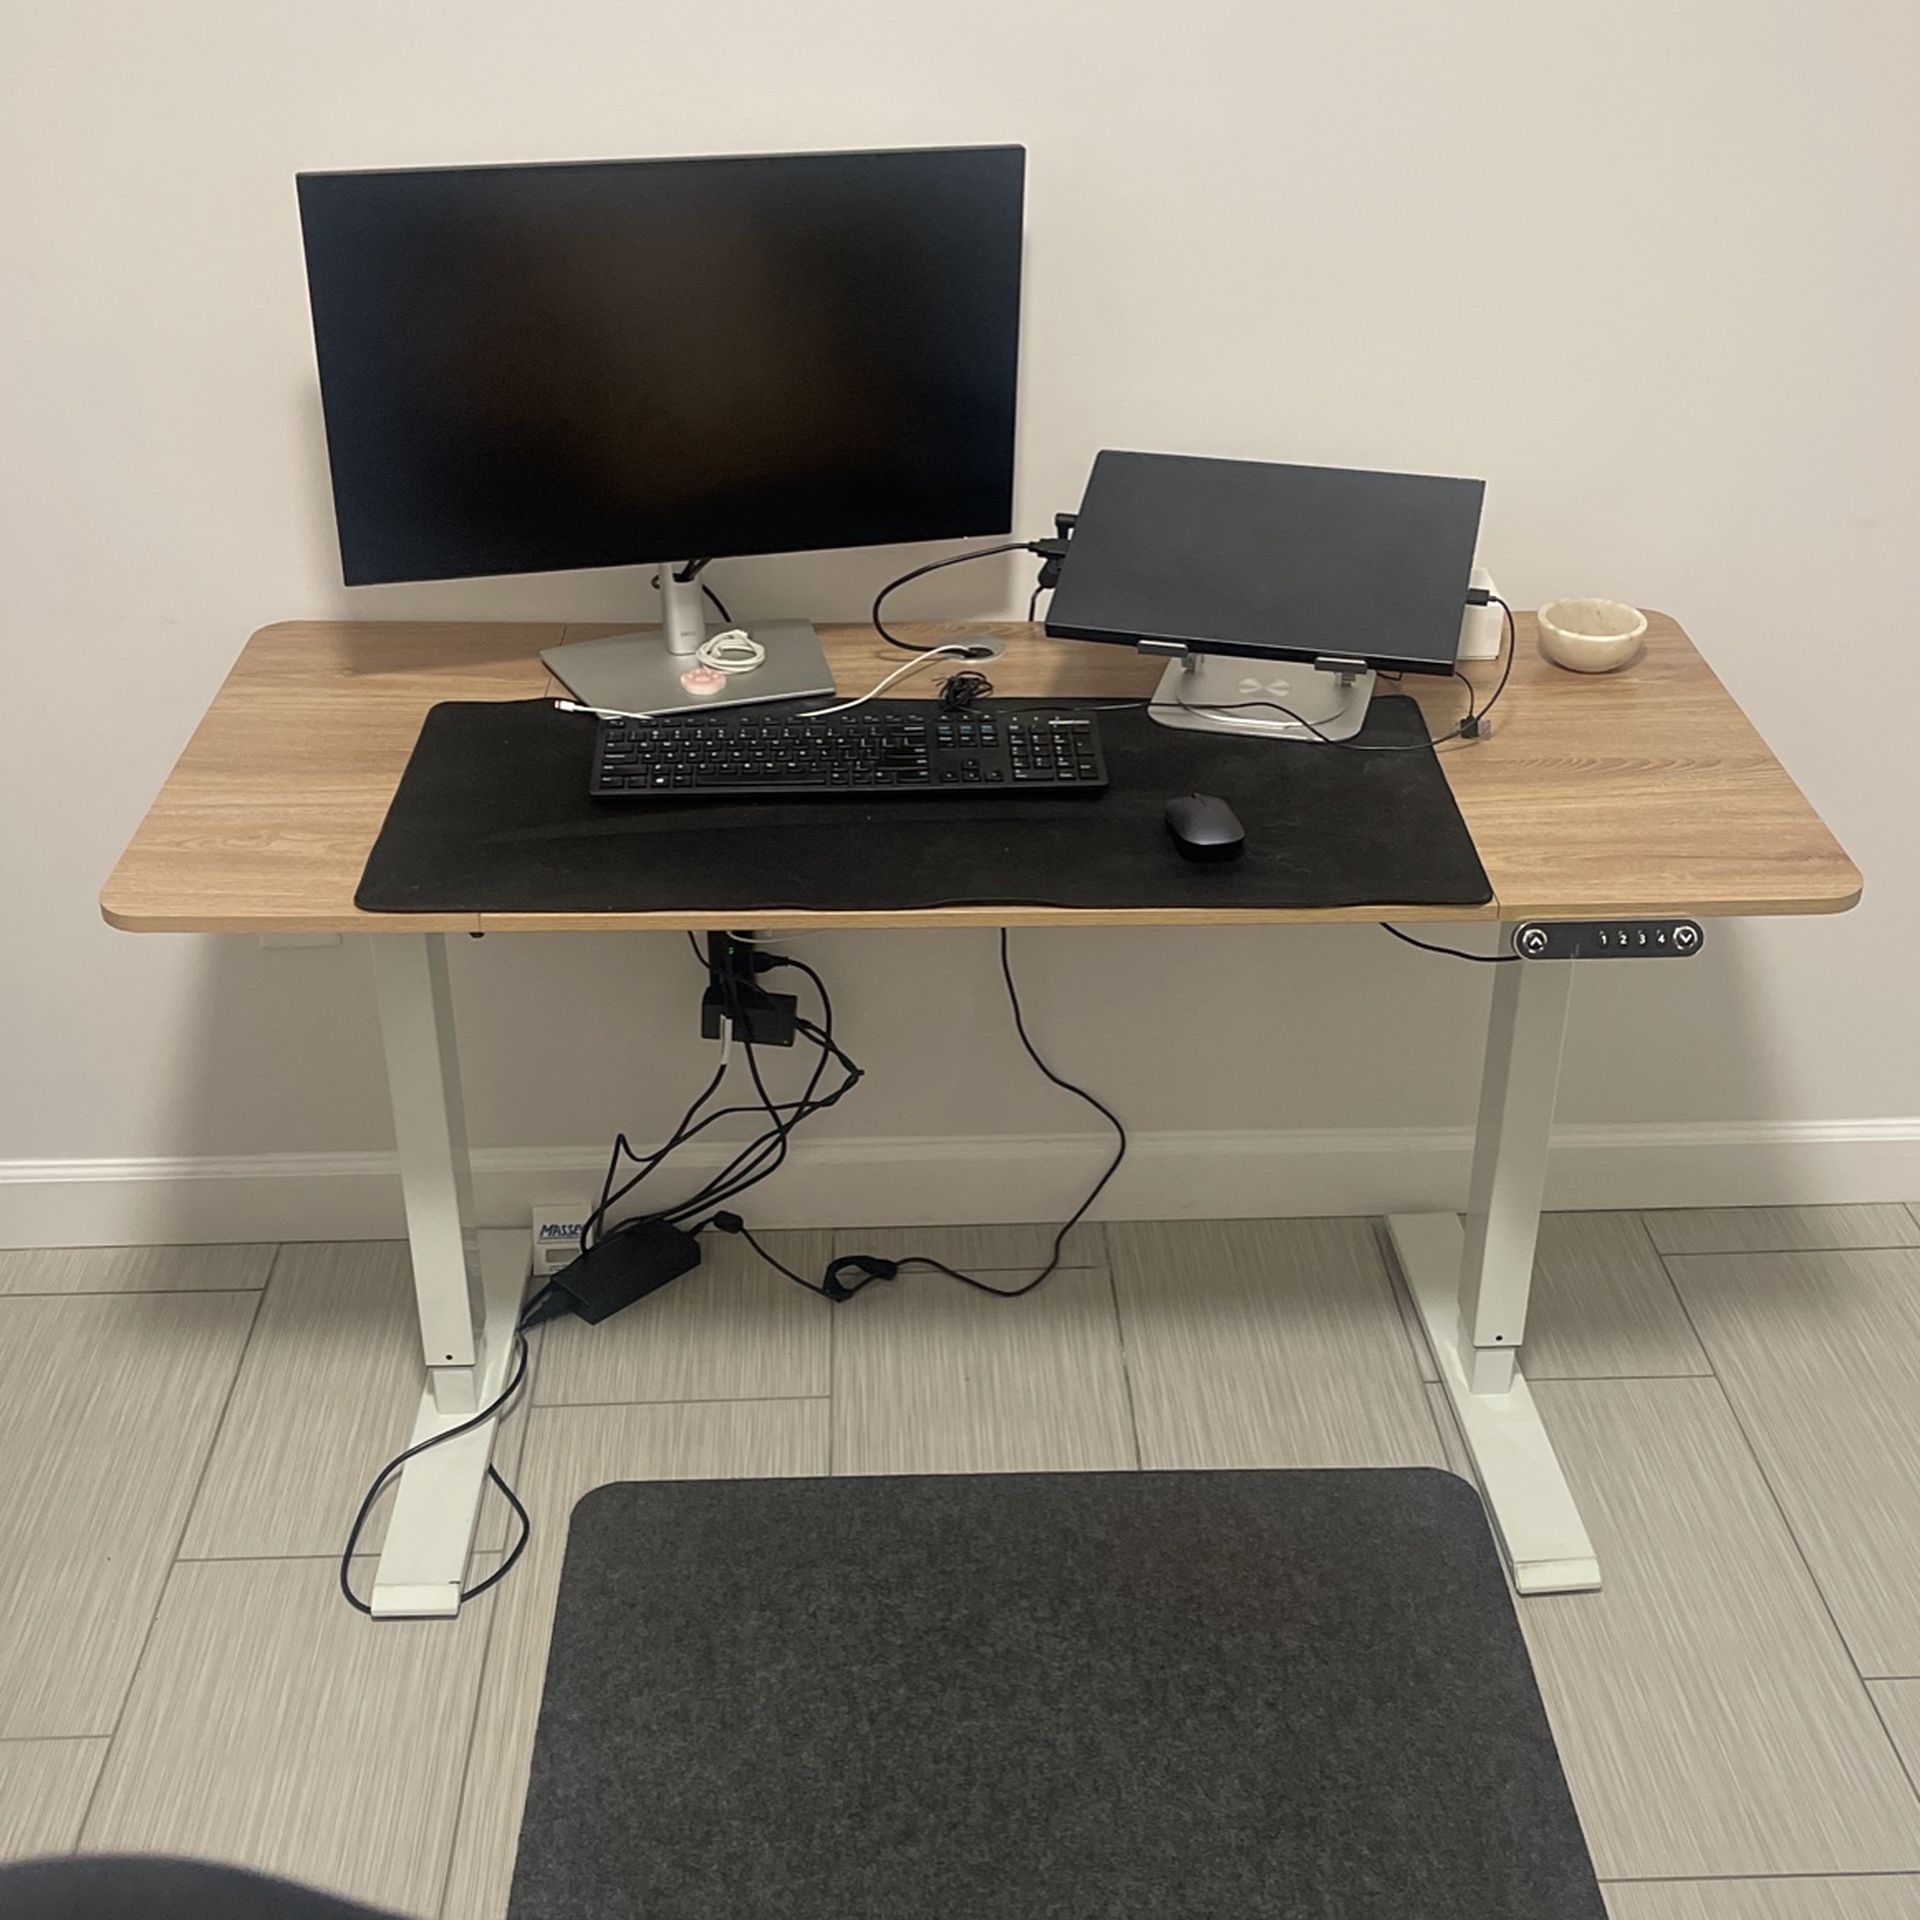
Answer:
[{"left": 100, "top": 615, "right": 1860, "bottom": 935}]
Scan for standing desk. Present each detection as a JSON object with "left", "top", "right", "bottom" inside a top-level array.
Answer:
[{"left": 100, "top": 614, "right": 1860, "bottom": 1616}]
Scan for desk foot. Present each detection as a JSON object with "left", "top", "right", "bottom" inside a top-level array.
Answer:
[
  {"left": 369, "top": 1229, "right": 530, "bottom": 1620},
  {"left": 1386, "top": 1211, "right": 1601, "bottom": 1596}
]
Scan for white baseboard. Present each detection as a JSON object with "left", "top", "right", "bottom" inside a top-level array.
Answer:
[{"left": 2, "top": 1119, "right": 1916, "bottom": 1248}]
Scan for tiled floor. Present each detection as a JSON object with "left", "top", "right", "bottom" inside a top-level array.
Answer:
[{"left": 5, "top": 1207, "right": 1920, "bottom": 1916}]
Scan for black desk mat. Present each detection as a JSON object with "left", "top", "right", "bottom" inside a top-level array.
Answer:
[{"left": 355, "top": 695, "right": 1490, "bottom": 914}]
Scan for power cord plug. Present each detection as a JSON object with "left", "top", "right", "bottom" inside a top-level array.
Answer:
[{"left": 1033, "top": 512, "right": 1078, "bottom": 590}]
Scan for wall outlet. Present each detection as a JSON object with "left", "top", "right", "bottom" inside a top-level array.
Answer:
[{"left": 530, "top": 1197, "right": 590, "bottom": 1277}]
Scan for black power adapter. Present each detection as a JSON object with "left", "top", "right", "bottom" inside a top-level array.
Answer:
[
  {"left": 520, "top": 1220, "right": 702, "bottom": 1327},
  {"left": 699, "top": 930, "right": 799, "bottom": 1046},
  {"left": 700, "top": 982, "right": 798, "bottom": 1047}
]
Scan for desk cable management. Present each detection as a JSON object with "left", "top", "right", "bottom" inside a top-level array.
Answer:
[{"left": 337, "top": 926, "right": 1126, "bottom": 1609}]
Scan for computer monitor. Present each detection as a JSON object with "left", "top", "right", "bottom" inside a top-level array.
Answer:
[
  {"left": 1044, "top": 451, "right": 1485, "bottom": 743},
  {"left": 296, "top": 144, "right": 1026, "bottom": 713}
]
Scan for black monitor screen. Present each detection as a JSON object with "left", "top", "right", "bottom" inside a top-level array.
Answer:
[{"left": 296, "top": 146, "right": 1025, "bottom": 585}]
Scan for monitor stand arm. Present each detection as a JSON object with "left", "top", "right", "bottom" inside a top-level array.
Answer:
[
  {"left": 1144, "top": 647, "right": 1377, "bottom": 744},
  {"left": 658, "top": 561, "right": 710, "bottom": 657}
]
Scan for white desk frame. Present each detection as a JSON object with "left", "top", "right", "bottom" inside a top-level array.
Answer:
[
  {"left": 1387, "top": 949, "right": 1599, "bottom": 1593},
  {"left": 362, "top": 925, "right": 1597, "bottom": 1618}
]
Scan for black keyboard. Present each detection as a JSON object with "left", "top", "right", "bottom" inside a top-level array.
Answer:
[{"left": 589, "top": 700, "right": 1109, "bottom": 799}]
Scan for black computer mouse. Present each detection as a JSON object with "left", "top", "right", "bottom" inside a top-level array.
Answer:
[{"left": 1165, "top": 792, "right": 1246, "bottom": 863}]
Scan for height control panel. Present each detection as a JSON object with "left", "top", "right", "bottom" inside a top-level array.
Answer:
[{"left": 1512, "top": 920, "right": 1704, "bottom": 961}]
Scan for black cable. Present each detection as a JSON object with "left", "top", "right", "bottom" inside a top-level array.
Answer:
[
  {"left": 625, "top": 1050, "right": 853, "bottom": 1223},
  {"left": 1127, "top": 591, "right": 1514, "bottom": 750},
  {"left": 730, "top": 1218, "right": 835, "bottom": 1296},
  {"left": 340, "top": 953, "right": 853, "bottom": 1617},
  {"left": 665, "top": 1003, "right": 859, "bottom": 1202},
  {"left": 938, "top": 669, "right": 994, "bottom": 712},
  {"left": 726, "top": 929, "right": 1127, "bottom": 1304},
  {"left": 667, "top": 982, "right": 859, "bottom": 1225},
  {"left": 649, "top": 563, "right": 733, "bottom": 628},
  {"left": 581, "top": 1056, "right": 731, "bottom": 1249},
  {"left": 339, "top": 1328, "right": 533, "bottom": 1615},
  {"left": 708, "top": 1021, "right": 817, "bottom": 1213},
  {"left": 587, "top": 943, "right": 860, "bottom": 1245},
  {"left": 1141, "top": 674, "right": 1475, "bottom": 751},
  {"left": 337, "top": 932, "right": 863, "bottom": 1617},
  {"left": 913, "top": 926, "right": 1126, "bottom": 1297},
  {"left": 1477, "top": 595, "right": 1517, "bottom": 727},
  {"left": 1380, "top": 923, "right": 1517, "bottom": 964},
  {"left": 873, "top": 542, "right": 1039, "bottom": 653},
  {"left": 584, "top": 939, "right": 822, "bottom": 1239},
  {"left": 374, "top": 942, "right": 848, "bottom": 1623},
  {"left": 1026, "top": 582, "right": 1044, "bottom": 622},
  {"left": 665, "top": 959, "right": 837, "bottom": 1214}
]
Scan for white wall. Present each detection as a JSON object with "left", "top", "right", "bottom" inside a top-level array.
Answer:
[{"left": 4, "top": 0, "right": 1917, "bottom": 1236}]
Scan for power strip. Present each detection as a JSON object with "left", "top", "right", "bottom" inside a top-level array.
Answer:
[
  {"left": 1457, "top": 564, "right": 1503, "bottom": 660},
  {"left": 1513, "top": 920, "right": 1703, "bottom": 960}
]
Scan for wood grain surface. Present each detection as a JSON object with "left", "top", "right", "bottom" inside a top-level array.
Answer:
[
  {"left": 0, "top": 1738, "right": 108, "bottom": 1861},
  {"left": 1666, "top": 1247, "right": 1920, "bottom": 1677},
  {"left": 1521, "top": 1377, "right": 1920, "bottom": 1878},
  {"left": 82, "top": 1556, "right": 496, "bottom": 1915},
  {"left": 1603, "top": 1878, "right": 1920, "bottom": 1920},
  {"left": 1400, "top": 1211, "right": 1713, "bottom": 1388},
  {"left": 1867, "top": 1679, "right": 1920, "bottom": 1777},
  {"left": 1520, "top": 1211, "right": 1710, "bottom": 1380},
  {"left": 1643, "top": 1203, "right": 1920, "bottom": 1257},
  {"left": 99, "top": 613, "right": 1859, "bottom": 934},
  {"left": 0, "top": 1242, "right": 276, "bottom": 1296},
  {"left": 1109, "top": 1216, "right": 1443, "bottom": 1471},
  {"left": 830, "top": 1261, "right": 1137, "bottom": 1476},
  {"left": 0, "top": 1291, "right": 257, "bottom": 1738},
  {"left": 178, "top": 1242, "right": 528, "bottom": 1561}
]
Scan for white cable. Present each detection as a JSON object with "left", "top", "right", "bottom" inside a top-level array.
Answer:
[
  {"left": 560, "top": 640, "right": 976, "bottom": 727},
  {"left": 801, "top": 645, "right": 978, "bottom": 717},
  {"left": 555, "top": 697, "right": 662, "bottom": 722},
  {"left": 695, "top": 628, "right": 766, "bottom": 674}
]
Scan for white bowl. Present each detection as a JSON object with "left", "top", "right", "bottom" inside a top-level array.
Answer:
[{"left": 1536, "top": 598, "right": 1647, "bottom": 673}]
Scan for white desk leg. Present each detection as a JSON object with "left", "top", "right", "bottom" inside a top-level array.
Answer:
[
  {"left": 367, "top": 936, "right": 528, "bottom": 1619},
  {"left": 1386, "top": 945, "right": 1601, "bottom": 1595}
]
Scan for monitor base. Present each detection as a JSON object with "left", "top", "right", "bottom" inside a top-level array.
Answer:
[
  {"left": 542, "top": 620, "right": 837, "bottom": 720},
  {"left": 1147, "top": 651, "right": 1376, "bottom": 744}
]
